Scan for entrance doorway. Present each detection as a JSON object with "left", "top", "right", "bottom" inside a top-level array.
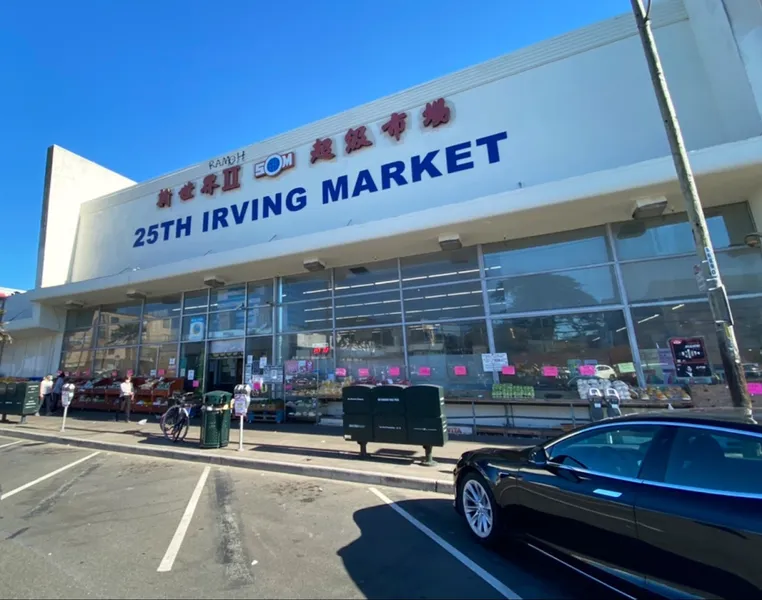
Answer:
[{"left": 207, "top": 339, "right": 244, "bottom": 394}]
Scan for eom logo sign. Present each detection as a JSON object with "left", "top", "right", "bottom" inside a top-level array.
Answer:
[{"left": 255, "top": 152, "right": 295, "bottom": 179}]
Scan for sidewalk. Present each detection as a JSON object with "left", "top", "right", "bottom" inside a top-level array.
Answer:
[{"left": 0, "top": 413, "right": 543, "bottom": 495}]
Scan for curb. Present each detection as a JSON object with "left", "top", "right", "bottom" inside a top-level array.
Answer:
[{"left": 0, "top": 427, "right": 455, "bottom": 495}]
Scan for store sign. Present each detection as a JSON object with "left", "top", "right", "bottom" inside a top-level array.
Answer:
[
  {"left": 188, "top": 316, "right": 205, "bottom": 341},
  {"left": 255, "top": 152, "right": 295, "bottom": 179},
  {"left": 669, "top": 337, "right": 712, "bottom": 379},
  {"left": 132, "top": 131, "right": 508, "bottom": 249},
  {"left": 481, "top": 353, "right": 508, "bottom": 372}
]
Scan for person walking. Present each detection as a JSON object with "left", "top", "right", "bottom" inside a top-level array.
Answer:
[
  {"left": 51, "top": 372, "right": 65, "bottom": 414},
  {"left": 39, "top": 375, "right": 53, "bottom": 416},
  {"left": 118, "top": 376, "right": 134, "bottom": 423}
]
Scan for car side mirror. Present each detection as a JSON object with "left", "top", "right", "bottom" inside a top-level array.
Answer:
[{"left": 528, "top": 446, "right": 548, "bottom": 466}]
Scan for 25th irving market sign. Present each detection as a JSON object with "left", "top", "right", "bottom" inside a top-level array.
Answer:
[{"left": 133, "top": 100, "right": 507, "bottom": 248}]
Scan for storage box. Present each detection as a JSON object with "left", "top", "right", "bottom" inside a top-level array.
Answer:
[
  {"left": 404, "top": 385, "right": 444, "bottom": 419},
  {"left": 372, "top": 385, "right": 407, "bottom": 416},
  {"left": 343, "top": 413, "right": 374, "bottom": 442},
  {"left": 407, "top": 415, "right": 448, "bottom": 447},
  {"left": 373, "top": 415, "right": 407, "bottom": 444},
  {"left": 342, "top": 385, "right": 375, "bottom": 415}
]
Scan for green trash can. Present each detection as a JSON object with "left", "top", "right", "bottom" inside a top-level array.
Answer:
[
  {"left": 0, "top": 381, "right": 41, "bottom": 422},
  {"left": 200, "top": 391, "right": 232, "bottom": 449}
]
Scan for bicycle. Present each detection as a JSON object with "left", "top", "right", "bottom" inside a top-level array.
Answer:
[{"left": 160, "top": 392, "right": 197, "bottom": 443}]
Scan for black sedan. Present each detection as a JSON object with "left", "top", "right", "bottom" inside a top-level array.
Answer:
[{"left": 453, "top": 409, "right": 762, "bottom": 599}]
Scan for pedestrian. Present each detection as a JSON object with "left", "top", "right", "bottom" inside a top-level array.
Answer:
[
  {"left": 118, "top": 376, "right": 134, "bottom": 423},
  {"left": 51, "top": 372, "right": 65, "bottom": 414},
  {"left": 39, "top": 375, "right": 53, "bottom": 416}
]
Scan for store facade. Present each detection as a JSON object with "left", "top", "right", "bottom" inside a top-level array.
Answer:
[{"left": 4, "top": 0, "right": 762, "bottom": 429}]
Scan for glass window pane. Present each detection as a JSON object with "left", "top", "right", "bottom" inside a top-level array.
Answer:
[
  {"left": 62, "top": 329, "right": 94, "bottom": 351},
  {"left": 247, "top": 279, "right": 274, "bottom": 307},
  {"left": 97, "top": 302, "right": 142, "bottom": 347},
  {"left": 280, "top": 271, "right": 332, "bottom": 302},
  {"left": 246, "top": 306, "right": 274, "bottom": 335},
  {"left": 487, "top": 266, "right": 619, "bottom": 314},
  {"left": 403, "top": 280, "right": 484, "bottom": 322},
  {"left": 59, "top": 350, "right": 92, "bottom": 376},
  {"left": 334, "top": 259, "right": 400, "bottom": 297},
  {"left": 93, "top": 346, "right": 138, "bottom": 377},
  {"left": 483, "top": 227, "right": 610, "bottom": 277},
  {"left": 245, "top": 336, "right": 273, "bottom": 373},
  {"left": 334, "top": 290, "right": 402, "bottom": 328},
  {"left": 401, "top": 247, "right": 480, "bottom": 286},
  {"left": 136, "top": 344, "right": 177, "bottom": 378},
  {"left": 622, "top": 249, "right": 762, "bottom": 303},
  {"left": 278, "top": 300, "right": 333, "bottom": 332},
  {"left": 143, "top": 296, "right": 181, "bottom": 318},
  {"left": 65, "top": 309, "right": 98, "bottom": 331},
  {"left": 632, "top": 302, "right": 720, "bottom": 384},
  {"left": 183, "top": 289, "right": 209, "bottom": 315},
  {"left": 406, "top": 321, "right": 491, "bottom": 396},
  {"left": 277, "top": 332, "right": 334, "bottom": 381},
  {"left": 492, "top": 311, "right": 635, "bottom": 391},
  {"left": 181, "top": 315, "right": 207, "bottom": 341},
  {"left": 336, "top": 327, "right": 405, "bottom": 383},
  {"left": 137, "top": 345, "right": 158, "bottom": 377},
  {"left": 142, "top": 316, "right": 180, "bottom": 343},
  {"left": 664, "top": 427, "right": 762, "bottom": 494},
  {"left": 731, "top": 298, "right": 762, "bottom": 369},
  {"left": 210, "top": 285, "right": 246, "bottom": 312},
  {"left": 180, "top": 342, "right": 205, "bottom": 392},
  {"left": 612, "top": 203, "right": 751, "bottom": 260},
  {"left": 208, "top": 310, "right": 245, "bottom": 339}
]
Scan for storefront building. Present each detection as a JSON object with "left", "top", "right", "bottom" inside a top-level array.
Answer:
[{"left": 3, "top": 0, "right": 762, "bottom": 429}]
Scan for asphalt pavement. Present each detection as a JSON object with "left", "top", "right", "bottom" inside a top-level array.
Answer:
[{"left": 0, "top": 434, "right": 617, "bottom": 599}]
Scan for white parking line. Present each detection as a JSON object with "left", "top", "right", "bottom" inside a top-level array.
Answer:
[
  {"left": 1, "top": 451, "right": 101, "bottom": 501},
  {"left": 0, "top": 440, "right": 22, "bottom": 450},
  {"left": 157, "top": 465, "right": 211, "bottom": 573},
  {"left": 369, "top": 487, "right": 522, "bottom": 600}
]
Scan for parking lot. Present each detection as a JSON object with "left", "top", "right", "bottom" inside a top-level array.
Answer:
[{"left": 0, "top": 434, "right": 614, "bottom": 599}]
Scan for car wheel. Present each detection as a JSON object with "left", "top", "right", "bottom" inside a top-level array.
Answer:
[{"left": 459, "top": 472, "right": 501, "bottom": 545}]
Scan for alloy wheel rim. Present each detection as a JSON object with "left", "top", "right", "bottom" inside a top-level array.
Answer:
[{"left": 462, "top": 479, "right": 493, "bottom": 538}]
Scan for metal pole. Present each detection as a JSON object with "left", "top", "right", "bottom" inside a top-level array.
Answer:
[{"left": 630, "top": 0, "right": 751, "bottom": 412}]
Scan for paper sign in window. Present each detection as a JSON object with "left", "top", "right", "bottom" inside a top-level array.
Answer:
[{"left": 542, "top": 366, "right": 559, "bottom": 377}]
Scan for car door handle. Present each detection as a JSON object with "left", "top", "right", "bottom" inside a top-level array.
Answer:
[
  {"left": 498, "top": 472, "right": 521, "bottom": 480},
  {"left": 593, "top": 488, "right": 622, "bottom": 498}
]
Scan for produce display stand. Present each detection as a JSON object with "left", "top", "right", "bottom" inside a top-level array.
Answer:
[
  {"left": 150, "top": 377, "right": 185, "bottom": 414},
  {"left": 76, "top": 377, "right": 113, "bottom": 411},
  {"left": 248, "top": 366, "right": 286, "bottom": 423}
]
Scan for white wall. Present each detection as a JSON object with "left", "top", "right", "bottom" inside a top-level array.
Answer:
[
  {"left": 0, "top": 334, "right": 59, "bottom": 378},
  {"left": 37, "top": 145, "right": 135, "bottom": 289},
  {"left": 723, "top": 0, "right": 762, "bottom": 122},
  {"left": 69, "top": 11, "right": 738, "bottom": 285}
]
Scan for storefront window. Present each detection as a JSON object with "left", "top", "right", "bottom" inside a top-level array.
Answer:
[
  {"left": 621, "top": 248, "right": 762, "bottom": 303},
  {"left": 280, "top": 271, "right": 332, "bottom": 302},
  {"left": 401, "top": 247, "right": 480, "bottom": 286},
  {"left": 207, "top": 339, "right": 244, "bottom": 393},
  {"left": 65, "top": 308, "right": 98, "bottom": 331},
  {"left": 335, "top": 328, "right": 405, "bottom": 383},
  {"left": 59, "top": 350, "right": 92, "bottom": 376},
  {"left": 334, "top": 259, "right": 399, "bottom": 297},
  {"left": 246, "top": 306, "right": 274, "bottom": 335},
  {"left": 247, "top": 279, "right": 274, "bottom": 306},
  {"left": 245, "top": 336, "right": 273, "bottom": 372},
  {"left": 277, "top": 331, "right": 334, "bottom": 380},
  {"left": 93, "top": 346, "right": 138, "bottom": 377},
  {"left": 487, "top": 266, "right": 619, "bottom": 314},
  {"left": 492, "top": 310, "right": 634, "bottom": 392},
  {"left": 611, "top": 203, "right": 751, "bottom": 260},
  {"left": 142, "top": 296, "right": 181, "bottom": 344},
  {"left": 207, "top": 310, "right": 246, "bottom": 339},
  {"left": 406, "top": 321, "right": 491, "bottom": 396},
  {"left": 183, "top": 289, "right": 209, "bottom": 315},
  {"left": 62, "top": 329, "right": 94, "bottom": 351},
  {"left": 180, "top": 342, "right": 205, "bottom": 392},
  {"left": 96, "top": 302, "right": 142, "bottom": 347},
  {"left": 137, "top": 343, "right": 178, "bottom": 377},
  {"left": 278, "top": 299, "right": 333, "bottom": 332},
  {"left": 403, "top": 280, "right": 484, "bottom": 321},
  {"left": 482, "top": 227, "right": 610, "bottom": 277},
  {"left": 210, "top": 285, "right": 246, "bottom": 312},
  {"left": 731, "top": 298, "right": 762, "bottom": 369},
  {"left": 334, "top": 290, "right": 401, "bottom": 327},
  {"left": 181, "top": 314, "right": 207, "bottom": 341}
]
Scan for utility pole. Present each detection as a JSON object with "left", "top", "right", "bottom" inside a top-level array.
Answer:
[{"left": 630, "top": 0, "right": 752, "bottom": 412}]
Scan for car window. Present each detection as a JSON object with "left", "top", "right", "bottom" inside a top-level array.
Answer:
[
  {"left": 663, "top": 427, "right": 762, "bottom": 494},
  {"left": 547, "top": 425, "right": 660, "bottom": 479}
]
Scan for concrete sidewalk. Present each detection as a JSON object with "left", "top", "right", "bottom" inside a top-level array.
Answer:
[{"left": 0, "top": 413, "right": 541, "bottom": 495}]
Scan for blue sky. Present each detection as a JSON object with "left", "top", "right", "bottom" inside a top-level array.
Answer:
[{"left": 0, "top": 0, "right": 629, "bottom": 290}]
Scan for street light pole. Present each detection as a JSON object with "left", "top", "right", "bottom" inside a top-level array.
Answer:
[{"left": 630, "top": 0, "right": 752, "bottom": 412}]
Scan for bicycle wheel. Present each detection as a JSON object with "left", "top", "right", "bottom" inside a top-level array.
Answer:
[
  {"left": 160, "top": 405, "right": 182, "bottom": 440},
  {"left": 171, "top": 413, "right": 189, "bottom": 443}
]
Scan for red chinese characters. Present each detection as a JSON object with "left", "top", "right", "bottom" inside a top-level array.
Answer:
[
  {"left": 201, "top": 174, "right": 220, "bottom": 196},
  {"left": 344, "top": 126, "right": 373, "bottom": 154},
  {"left": 422, "top": 98, "right": 451, "bottom": 128},
  {"left": 221, "top": 165, "right": 241, "bottom": 192},
  {"left": 156, "top": 188, "right": 172, "bottom": 208},
  {"left": 381, "top": 112, "right": 407, "bottom": 141},
  {"left": 178, "top": 182, "right": 195, "bottom": 201},
  {"left": 310, "top": 138, "right": 335, "bottom": 164}
]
